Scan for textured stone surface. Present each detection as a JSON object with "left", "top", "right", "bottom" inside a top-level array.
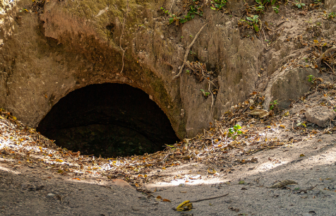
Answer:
[
  {"left": 306, "top": 106, "right": 336, "bottom": 127},
  {"left": 269, "top": 68, "right": 319, "bottom": 109}
]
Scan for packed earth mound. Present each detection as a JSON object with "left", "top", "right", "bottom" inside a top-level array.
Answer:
[
  {"left": 2, "top": 76, "right": 336, "bottom": 215},
  {"left": 2, "top": 0, "right": 336, "bottom": 215}
]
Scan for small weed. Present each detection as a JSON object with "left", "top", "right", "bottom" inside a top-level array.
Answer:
[
  {"left": 294, "top": 0, "right": 305, "bottom": 9},
  {"left": 294, "top": 187, "right": 300, "bottom": 190},
  {"left": 272, "top": 6, "right": 279, "bottom": 14},
  {"left": 229, "top": 124, "right": 243, "bottom": 140},
  {"left": 200, "top": 89, "right": 211, "bottom": 97},
  {"left": 239, "top": 180, "right": 245, "bottom": 184},
  {"left": 20, "top": 8, "right": 29, "bottom": 12},
  {"left": 160, "top": 5, "right": 203, "bottom": 25},
  {"left": 181, "top": 36, "right": 184, "bottom": 39},
  {"left": 186, "top": 69, "right": 190, "bottom": 74},
  {"left": 210, "top": 0, "right": 227, "bottom": 11},
  {"left": 307, "top": 75, "right": 315, "bottom": 83},
  {"left": 270, "top": 100, "right": 278, "bottom": 110},
  {"left": 327, "top": 12, "right": 336, "bottom": 19},
  {"left": 246, "top": 15, "right": 260, "bottom": 32},
  {"left": 189, "top": 34, "right": 193, "bottom": 38},
  {"left": 255, "top": 0, "right": 265, "bottom": 13}
]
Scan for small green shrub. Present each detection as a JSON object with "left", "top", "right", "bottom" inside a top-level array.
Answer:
[
  {"left": 294, "top": 0, "right": 305, "bottom": 9},
  {"left": 210, "top": 0, "right": 227, "bottom": 10},
  {"left": 246, "top": 15, "right": 260, "bottom": 32},
  {"left": 270, "top": 100, "right": 278, "bottom": 110},
  {"left": 272, "top": 6, "right": 279, "bottom": 13},
  {"left": 229, "top": 124, "right": 242, "bottom": 140},
  {"left": 307, "top": 75, "right": 315, "bottom": 83},
  {"left": 200, "top": 89, "right": 211, "bottom": 97}
]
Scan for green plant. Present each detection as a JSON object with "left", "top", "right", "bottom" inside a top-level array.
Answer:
[
  {"left": 181, "top": 36, "right": 184, "bottom": 39},
  {"left": 20, "top": 8, "right": 29, "bottom": 12},
  {"left": 327, "top": 12, "right": 336, "bottom": 19},
  {"left": 210, "top": 0, "right": 227, "bottom": 10},
  {"left": 228, "top": 124, "right": 242, "bottom": 140},
  {"left": 246, "top": 15, "right": 260, "bottom": 32},
  {"left": 255, "top": 0, "right": 265, "bottom": 12},
  {"left": 200, "top": 89, "right": 211, "bottom": 97},
  {"left": 186, "top": 69, "right": 190, "bottom": 74},
  {"left": 307, "top": 75, "right": 315, "bottom": 83},
  {"left": 270, "top": 100, "right": 278, "bottom": 110},
  {"left": 294, "top": 0, "right": 305, "bottom": 9},
  {"left": 180, "top": 5, "right": 203, "bottom": 24},
  {"left": 160, "top": 5, "right": 203, "bottom": 25},
  {"left": 239, "top": 180, "right": 245, "bottom": 184},
  {"left": 272, "top": 5, "right": 279, "bottom": 13}
]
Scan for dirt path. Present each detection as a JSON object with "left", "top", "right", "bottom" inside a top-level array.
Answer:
[{"left": 1, "top": 131, "right": 336, "bottom": 215}]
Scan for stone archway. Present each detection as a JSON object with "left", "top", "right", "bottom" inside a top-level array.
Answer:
[{"left": 37, "top": 83, "right": 179, "bottom": 157}]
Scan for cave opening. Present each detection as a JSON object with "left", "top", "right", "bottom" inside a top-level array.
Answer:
[{"left": 37, "top": 83, "right": 179, "bottom": 158}]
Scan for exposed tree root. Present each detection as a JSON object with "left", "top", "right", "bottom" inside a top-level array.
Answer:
[
  {"left": 173, "top": 23, "right": 207, "bottom": 80},
  {"left": 316, "top": 47, "right": 336, "bottom": 68},
  {"left": 119, "top": 0, "right": 129, "bottom": 74}
]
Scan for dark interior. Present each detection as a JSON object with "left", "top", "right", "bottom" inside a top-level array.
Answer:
[{"left": 37, "top": 83, "right": 179, "bottom": 158}]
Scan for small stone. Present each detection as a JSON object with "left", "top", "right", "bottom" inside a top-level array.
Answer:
[
  {"left": 305, "top": 106, "right": 335, "bottom": 127},
  {"left": 47, "top": 193, "right": 55, "bottom": 197}
]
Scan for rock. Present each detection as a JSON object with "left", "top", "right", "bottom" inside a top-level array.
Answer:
[
  {"left": 47, "top": 193, "right": 55, "bottom": 197},
  {"left": 305, "top": 106, "right": 335, "bottom": 127},
  {"left": 265, "top": 68, "right": 319, "bottom": 110}
]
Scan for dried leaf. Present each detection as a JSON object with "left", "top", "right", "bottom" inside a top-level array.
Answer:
[
  {"left": 271, "top": 180, "right": 298, "bottom": 188},
  {"left": 175, "top": 200, "right": 193, "bottom": 211}
]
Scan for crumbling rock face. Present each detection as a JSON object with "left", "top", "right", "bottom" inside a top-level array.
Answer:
[
  {"left": 306, "top": 106, "right": 335, "bottom": 127},
  {"left": 1, "top": 0, "right": 336, "bottom": 139}
]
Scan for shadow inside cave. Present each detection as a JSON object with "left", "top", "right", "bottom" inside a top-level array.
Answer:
[{"left": 37, "top": 83, "right": 179, "bottom": 157}]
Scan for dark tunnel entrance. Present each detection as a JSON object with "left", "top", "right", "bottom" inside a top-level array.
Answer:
[{"left": 37, "top": 84, "right": 179, "bottom": 158}]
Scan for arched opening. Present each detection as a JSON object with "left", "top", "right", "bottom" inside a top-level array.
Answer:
[{"left": 37, "top": 83, "right": 179, "bottom": 157}]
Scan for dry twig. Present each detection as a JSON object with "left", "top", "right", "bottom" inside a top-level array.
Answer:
[
  {"left": 190, "top": 193, "right": 229, "bottom": 203},
  {"left": 173, "top": 23, "right": 208, "bottom": 79},
  {"left": 119, "top": 0, "right": 129, "bottom": 74},
  {"left": 316, "top": 47, "right": 336, "bottom": 68}
]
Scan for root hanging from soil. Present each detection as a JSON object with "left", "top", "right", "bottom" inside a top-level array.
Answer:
[
  {"left": 316, "top": 47, "right": 336, "bottom": 68},
  {"left": 173, "top": 23, "right": 207, "bottom": 80},
  {"left": 119, "top": 0, "right": 129, "bottom": 74}
]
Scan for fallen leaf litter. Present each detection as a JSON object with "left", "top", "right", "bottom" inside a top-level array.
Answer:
[{"left": 0, "top": 76, "right": 335, "bottom": 189}]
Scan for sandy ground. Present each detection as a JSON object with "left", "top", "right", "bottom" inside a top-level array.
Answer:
[{"left": 1, "top": 124, "right": 336, "bottom": 216}]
